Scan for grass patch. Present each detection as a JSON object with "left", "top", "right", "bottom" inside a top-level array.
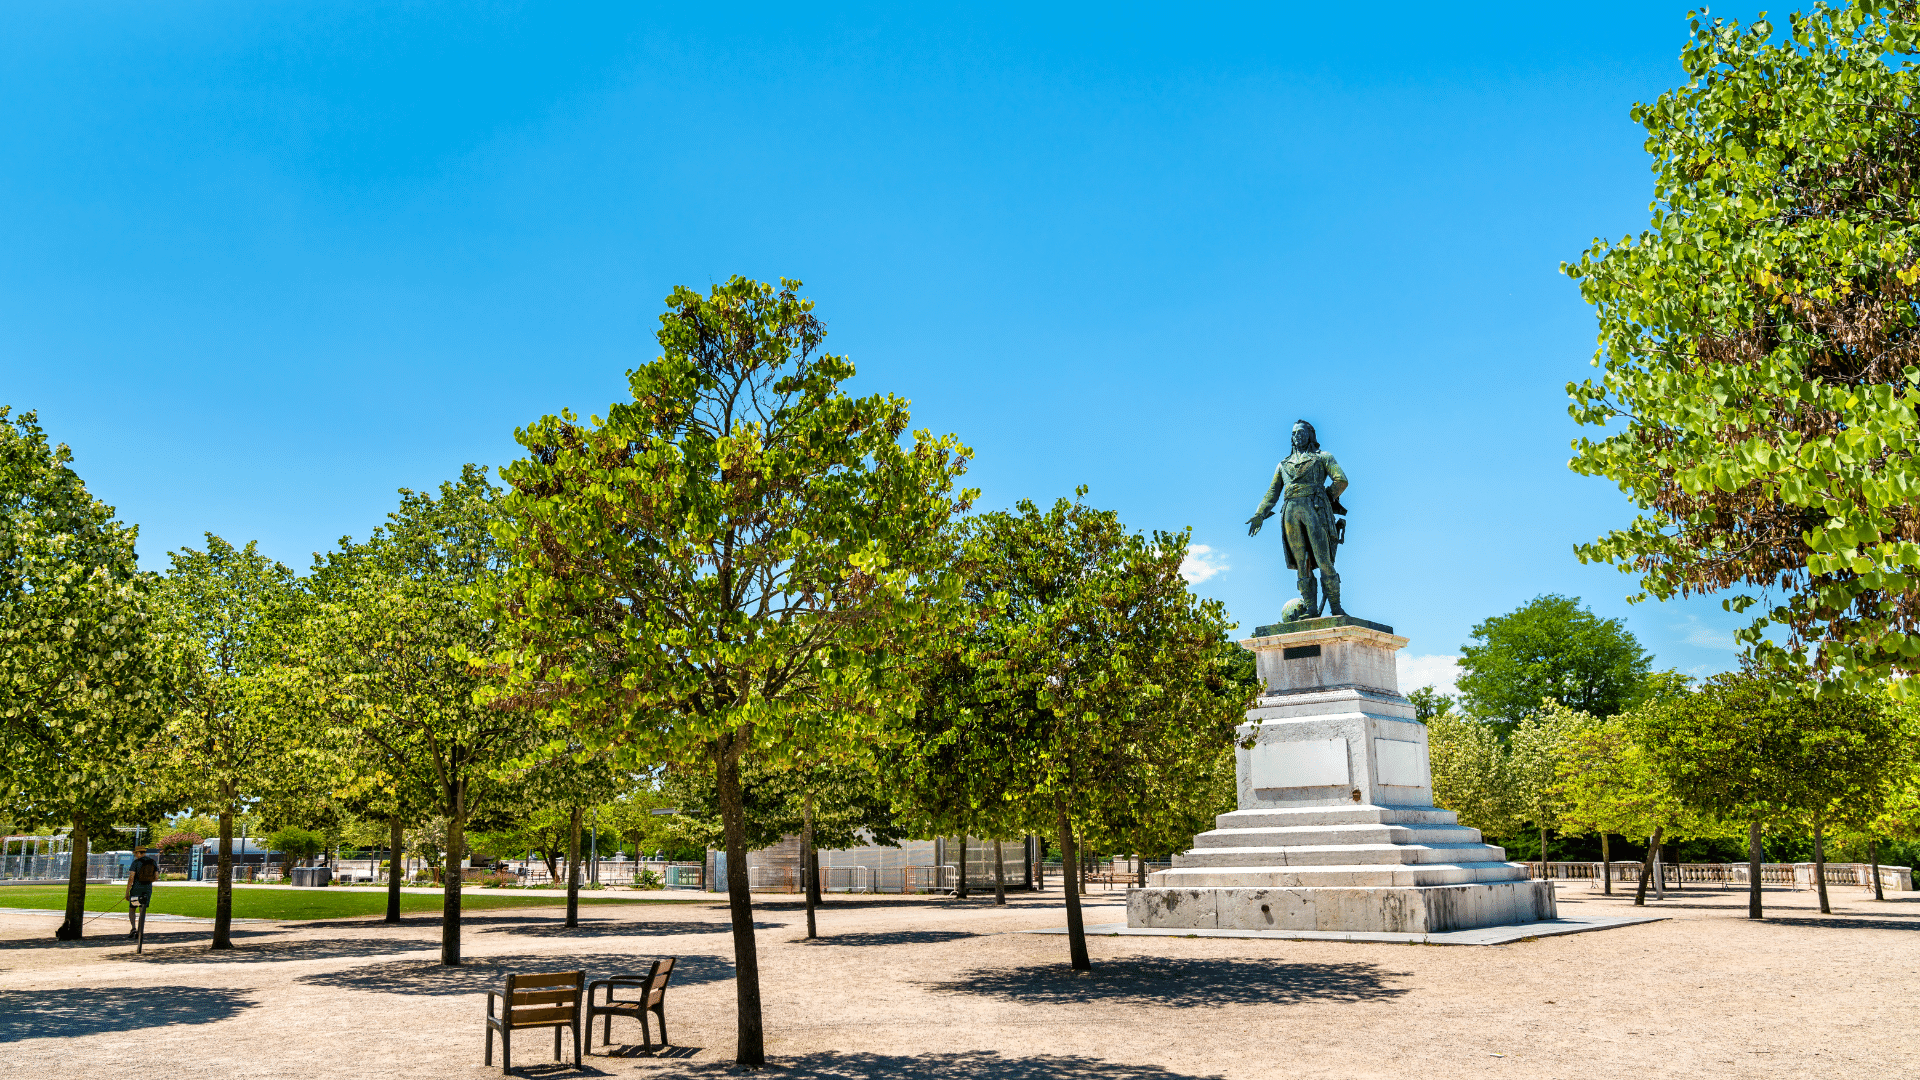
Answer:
[{"left": 0, "top": 885, "right": 707, "bottom": 922}]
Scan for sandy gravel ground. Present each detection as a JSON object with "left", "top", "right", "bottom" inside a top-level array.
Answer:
[{"left": 0, "top": 880, "right": 1914, "bottom": 1079}]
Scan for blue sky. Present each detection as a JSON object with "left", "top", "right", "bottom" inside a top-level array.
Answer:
[{"left": 0, "top": 2, "right": 1761, "bottom": 688}]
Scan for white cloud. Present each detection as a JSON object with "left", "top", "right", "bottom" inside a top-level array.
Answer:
[
  {"left": 1398, "top": 653, "right": 1461, "bottom": 697},
  {"left": 1674, "top": 615, "right": 1737, "bottom": 651},
  {"left": 1180, "top": 544, "right": 1228, "bottom": 585}
]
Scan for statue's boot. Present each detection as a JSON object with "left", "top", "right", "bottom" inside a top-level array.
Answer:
[
  {"left": 1301, "top": 579, "right": 1320, "bottom": 619},
  {"left": 1322, "top": 573, "right": 1347, "bottom": 617}
]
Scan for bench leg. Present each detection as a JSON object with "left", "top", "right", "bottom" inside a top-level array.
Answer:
[
  {"left": 485, "top": 1023, "right": 492, "bottom": 1067},
  {"left": 604, "top": 1011, "right": 612, "bottom": 1049},
  {"left": 553, "top": 1024, "right": 561, "bottom": 1060},
  {"left": 655, "top": 1004, "right": 668, "bottom": 1047},
  {"left": 573, "top": 1020, "right": 581, "bottom": 1065},
  {"left": 499, "top": 1028, "right": 511, "bottom": 1075}
]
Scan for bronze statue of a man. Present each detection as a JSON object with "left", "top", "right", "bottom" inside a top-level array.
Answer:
[{"left": 1247, "top": 420, "right": 1349, "bottom": 618}]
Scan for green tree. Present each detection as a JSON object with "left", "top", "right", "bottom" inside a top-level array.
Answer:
[
  {"left": 1508, "top": 706, "right": 1577, "bottom": 873},
  {"left": 1636, "top": 668, "right": 1903, "bottom": 915},
  {"left": 299, "top": 468, "right": 539, "bottom": 963},
  {"left": 1865, "top": 751, "right": 1920, "bottom": 897},
  {"left": 1426, "top": 708, "right": 1521, "bottom": 841},
  {"left": 1556, "top": 705, "right": 1704, "bottom": 903},
  {"left": 1564, "top": 6, "right": 1920, "bottom": 690},
  {"left": 1456, "top": 595, "right": 1651, "bottom": 728},
  {"left": 266, "top": 825, "right": 325, "bottom": 870},
  {"left": 480, "top": 277, "right": 972, "bottom": 1066},
  {"left": 0, "top": 408, "right": 168, "bottom": 939},
  {"left": 152, "top": 534, "right": 302, "bottom": 948},
  {"left": 946, "top": 493, "right": 1242, "bottom": 971}
]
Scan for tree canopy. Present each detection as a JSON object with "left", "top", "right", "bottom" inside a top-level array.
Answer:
[
  {"left": 480, "top": 277, "right": 972, "bottom": 1066},
  {"left": 0, "top": 407, "right": 168, "bottom": 939},
  {"left": 1565, "top": 5, "right": 1920, "bottom": 689},
  {"left": 1456, "top": 594, "right": 1651, "bottom": 726}
]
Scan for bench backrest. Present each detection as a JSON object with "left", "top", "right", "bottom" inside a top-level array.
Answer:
[
  {"left": 646, "top": 957, "right": 676, "bottom": 1005},
  {"left": 504, "top": 970, "right": 583, "bottom": 1026}
]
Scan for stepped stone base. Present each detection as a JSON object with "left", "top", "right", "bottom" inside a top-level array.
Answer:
[
  {"left": 1128, "top": 880, "right": 1559, "bottom": 935},
  {"left": 1123, "top": 618, "right": 1556, "bottom": 937}
]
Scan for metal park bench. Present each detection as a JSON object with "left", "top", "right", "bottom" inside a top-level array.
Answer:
[
  {"left": 484, "top": 970, "right": 583, "bottom": 1074},
  {"left": 585, "top": 957, "right": 676, "bottom": 1053}
]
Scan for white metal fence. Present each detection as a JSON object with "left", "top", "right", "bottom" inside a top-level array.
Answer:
[{"left": 1523, "top": 860, "right": 1913, "bottom": 892}]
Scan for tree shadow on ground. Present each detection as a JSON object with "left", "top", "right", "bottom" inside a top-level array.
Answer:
[
  {"left": 0, "top": 986, "right": 254, "bottom": 1040},
  {"left": 0, "top": 928, "right": 278, "bottom": 952},
  {"left": 485, "top": 919, "right": 773, "bottom": 939},
  {"left": 754, "top": 898, "right": 1059, "bottom": 911},
  {"left": 925, "top": 957, "right": 1408, "bottom": 1008},
  {"left": 622, "top": 1051, "right": 1222, "bottom": 1078},
  {"left": 1764, "top": 916, "right": 1920, "bottom": 931},
  {"left": 796, "top": 930, "right": 978, "bottom": 947},
  {"left": 125, "top": 936, "right": 437, "bottom": 965},
  {"left": 295, "top": 952, "right": 734, "bottom": 995},
  {"left": 479, "top": 1063, "right": 613, "bottom": 1079}
]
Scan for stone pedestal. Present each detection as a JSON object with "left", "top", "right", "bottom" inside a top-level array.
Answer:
[{"left": 1127, "top": 616, "right": 1556, "bottom": 935}]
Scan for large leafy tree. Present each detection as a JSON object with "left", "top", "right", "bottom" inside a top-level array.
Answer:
[
  {"left": 1636, "top": 667, "right": 1902, "bottom": 914},
  {"left": 0, "top": 408, "right": 168, "bottom": 939},
  {"left": 299, "top": 467, "right": 539, "bottom": 963},
  {"left": 152, "top": 535, "right": 303, "bottom": 948},
  {"left": 1456, "top": 594, "right": 1651, "bottom": 727},
  {"left": 480, "top": 277, "right": 972, "bottom": 1066},
  {"left": 950, "top": 494, "right": 1243, "bottom": 971},
  {"left": 1564, "top": 5, "right": 1920, "bottom": 688}
]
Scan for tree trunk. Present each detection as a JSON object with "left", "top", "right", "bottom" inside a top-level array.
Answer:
[
  {"left": 1137, "top": 853, "right": 1146, "bottom": 890},
  {"left": 1748, "top": 820, "right": 1764, "bottom": 920},
  {"left": 715, "top": 747, "right": 765, "bottom": 1067},
  {"left": 566, "top": 806, "right": 582, "bottom": 929},
  {"left": 1601, "top": 833, "right": 1612, "bottom": 896},
  {"left": 1813, "top": 815, "right": 1830, "bottom": 915},
  {"left": 992, "top": 839, "right": 1007, "bottom": 905},
  {"left": 1056, "top": 801, "right": 1089, "bottom": 971},
  {"left": 1539, "top": 823, "right": 1549, "bottom": 880},
  {"left": 1633, "top": 825, "right": 1664, "bottom": 907},
  {"left": 1035, "top": 837, "right": 1045, "bottom": 891},
  {"left": 442, "top": 782, "right": 465, "bottom": 966},
  {"left": 956, "top": 833, "right": 969, "bottom": 900},
  {"left": 1078, "top": 832, "right": 1089, "bottom": 895},
  {"left": 801, "top": 792, "right": 817, "bottom": 940},
  {"left": 1870, "top": 837, "right": 1884, "bottom": 902},
  {"left": 386, "top": 814, "right": 404, "bottom": 924},
  {"left": 809, "top": 847, "right": 822, "bottom": 906},
  {"left": 55, "top": 816, "right": 89, "bottom": 940},
  {"left": 214, "top": 805, "right": 235, "bottom": 949}
]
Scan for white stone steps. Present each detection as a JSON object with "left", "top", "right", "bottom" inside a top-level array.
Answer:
[
  {"left": 1174, "top": 842, "right": 1512, "bottom": 868},
  {"left": 1193, "top": 823, "right": 1486, "bottom": 848},
  {"left": 1149, "top": 862, "right": 1532, "bottom": 888}
]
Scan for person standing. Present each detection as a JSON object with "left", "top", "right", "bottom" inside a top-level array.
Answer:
[{"left": 126, "top": 845, "right": 160, "bottom": 936}]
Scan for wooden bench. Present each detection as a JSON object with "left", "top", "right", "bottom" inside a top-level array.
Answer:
[
  {"left": 484, "top": 970, "right": 583, "bottom": 1074},
  {"left": 585, "top": 957, "right": 676, "bottom": 1053}
]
